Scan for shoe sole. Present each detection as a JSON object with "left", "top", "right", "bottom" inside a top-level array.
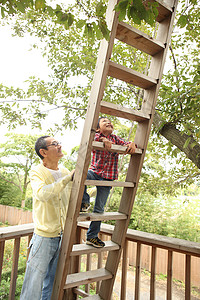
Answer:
[
  {"left": 80, "top": 205, "right": 91, "bottom": 212},
  {"left": 86, "top": 241, "right": 105, "bottom": 248}
]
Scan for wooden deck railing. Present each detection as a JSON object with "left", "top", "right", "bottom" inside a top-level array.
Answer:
[{"left": 0, "top": 222, "right": 200, "bottom": 299}]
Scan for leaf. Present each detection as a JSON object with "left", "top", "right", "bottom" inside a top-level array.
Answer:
[
  {"left": 15, "top": 2, "right": 26, "bottom": 13},
  {"left": 35, "top": 0, "right": 45, "bottom": 10},
  {"left": 76, "top": 19, "right": 85, "bottom": 29},
  {"left": 116, "top": 0, "right": 129, "bottom": 21},
  {"left": 98, "top": 20, "right": 110, "bottom": 40},
  {"left": 115, "top": 0, "right": 129, "bottom": 12},
  {"left": 45, "top": 5, "right": 54, "bottom": 17},
  {"left": 183, "top": 137, "right": 191, "bottom": 149},
  {"left": 129, "top": 6, "right": 141, "bottom": 24},
  {"left": 190, "top": 142, "right": 197, "bottom": 149},
  {"left": 178, "top": 15, "right": 188, "bottom": 28},
  {"left": 67, "top": 13, "right": 74, "bottom": 27},
  {"left": 60, "top": 13, "right": 68, "bottom": 23},
  {"left": 96, "top": 1, "right": 106, "bottom": 17},
  {"left": 1, "top": 7, "right": 5, "bottom": 18}
]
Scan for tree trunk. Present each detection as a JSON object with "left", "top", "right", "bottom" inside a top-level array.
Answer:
[{"left": 153, "top": 112, "right": 200, "bottom": 169}]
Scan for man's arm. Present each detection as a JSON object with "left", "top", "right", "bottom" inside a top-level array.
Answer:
[{"left": 30, "top": 169, "right": 74, "bottom": 202}]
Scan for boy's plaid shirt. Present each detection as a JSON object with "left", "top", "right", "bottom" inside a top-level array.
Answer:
[{"left": 90, "top": 132, "right": 131, "bottom": 180}]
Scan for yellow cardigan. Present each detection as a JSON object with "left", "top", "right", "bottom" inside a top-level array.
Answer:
[{"left": 30, "top": 163, "right": 73, "bottom": 237}]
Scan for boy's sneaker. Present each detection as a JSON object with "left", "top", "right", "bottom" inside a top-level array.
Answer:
[
  {"left": 86, "top": 237, "right": 105, "bottom": 248},
  {"left": 80, "top": 203, "right": 91, "bottom": 212}
]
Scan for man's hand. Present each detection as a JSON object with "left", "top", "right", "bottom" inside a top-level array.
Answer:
[{"left": 125, "top": 142, "right": 137, "bottom": 154}]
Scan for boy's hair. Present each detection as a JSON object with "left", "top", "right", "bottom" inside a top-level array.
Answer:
[
  {"left": 97, "top": 117, "right": 108, "bottom": 129},
  {"left": 35, "top": 135, "right": 50, "bottom": 160}
]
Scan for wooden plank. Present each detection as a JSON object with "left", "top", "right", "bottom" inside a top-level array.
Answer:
[
  {"left": 121, "top": 239, "right": 128, "bottom": 300},
  {"left": 144, "top": 0, "right": 173, "bottom": 23},
  {"left": 92, "top": 141, "right": 143, "bottom": 155},
  {"left": 9, "top": 237, "right": 20, "bottom": 300},
  {"left": 86, "top": 253, "right": 92, "bottom": 293},
  {"left": 100, "top": 100, "right": 150, "bottom": 122},
  {"left": 108, "top": 61, "right": 157, "bottom": 89},
  {"left": 0, "top": 223, "right": 34, "bottom": 241},
  {"left": 116, "top": 22, "right": 165, "bottom": 55},
  {"left": 185, "top": 255, "right": 191, "bottom": 300},
  {"left": 83, "top": 295, "right": 103, "bottom": 300},
  {"left": 167, "top": 250, "right": 173, "bottom": 300},
  {"left": 0, "top": 241, "right": 5, "bottom": 284},
  {"left": 78, "top": 212, "right": 127, "bottom": 222},
  {"left": 154, "top": 0, "right": 173, "bottom": 22},
  {"left": 85, "top": 178, "right": 136, "bottom": 188},
  {"left": 71, "top": 240, "right": 119, "bottom": 256},
  {"left": 73, "top": 288, "right": 90, "bottom": 297},
  {"left": 64, "top": 268, "right": 112, "bottom": 289},
  {"left": 125, "top": 229, "right": 200, "bottom": 257},
  {"left": 150, "top": 246, "right": 157, "bottom": 300},
  {"left": 96, "top": 248, "right": 103, "bottom": 293},
  {"left": 135, "top": 242, "right": 142, "bottom": 300}
]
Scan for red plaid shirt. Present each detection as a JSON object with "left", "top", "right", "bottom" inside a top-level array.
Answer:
[{"left": 90, "top": 132, "right": 131, "bottom": 180}]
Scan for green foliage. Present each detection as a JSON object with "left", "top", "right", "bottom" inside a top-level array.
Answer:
[
  {"left": 0, "top": 133, "right": 40, "bottom": 207},
  {"left": 107, "top": 186, "right": 200, "bottom": 242},
  {"left": 115, "top": 0, "right": 159, "bottom": 26},
  {"left": 0, "top": 238, "right": 27, "bottom": 299},
  {"left": 0, "top": 175, "right": 22, "bottom": 207}
]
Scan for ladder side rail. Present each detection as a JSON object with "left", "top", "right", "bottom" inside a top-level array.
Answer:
[
  {"left": 51, "top": 1, "right": 120, "bottom": 299},
  {"left": 142, "top": 0, "right": 178, "bottom": 115},
  {"left": 99, "top": 1, "right": 178, "bottom": 298},
  {"left": 65, "top": 226, "right": 82, "bottom": 299}
]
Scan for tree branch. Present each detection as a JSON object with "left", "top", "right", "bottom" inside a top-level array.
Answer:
[
  {"left": 153, "top": 111, "right": 200, "bottom": 169},
  {"left": 0, "top": 174, "right": 21, "bottom": 190}
]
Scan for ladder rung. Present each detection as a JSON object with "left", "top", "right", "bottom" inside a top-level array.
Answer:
[
  {"left": 116, "top": 22, "right": 165, "bottom": 56},
  {"left": 154, "top": 0, "right": 173, "bottom": 22},
  {"left": 64, "top": 268, "right": 113, "bottom": 289},
  {"left": 71, "top": 240, "right": 120, "bottom": 256},
  {"left": 100, "top": 100, "right": 150, "bottom": 122},
  {"left": 92, "top": 141, "right": 143, "bottom": 155},
  {"left": 78, "top": 294, "right": 102, "bottom": 300},
  {"left": 73, "top": 288, "right": 90, "bottom": 297},
  {"left": 77, "top": 212, "right": 127, "bottom": 222},
  {"left": 108, "top": 61, "right": 157, "bottom": 89},
  {"left": 85, "top": 178, "right": 135, "bottom": 187}
]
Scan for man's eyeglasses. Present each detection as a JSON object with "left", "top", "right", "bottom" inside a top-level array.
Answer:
[{"left": 46, "top": 142, "right": 61, "bottom": 148}]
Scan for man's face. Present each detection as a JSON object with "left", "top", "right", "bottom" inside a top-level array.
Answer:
[
  {"left": 99, "top": 118, "right": 113, "bottom": 136},
  {"left": 44, "top": 137, "right": 63, "bottom": 161}
]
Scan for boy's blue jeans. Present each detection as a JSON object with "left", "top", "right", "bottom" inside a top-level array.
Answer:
[
  {"left": 20, "top": 233, "right": 62, "bottom": 300},
  {"left": 82, "top": 169, "right": 112, "bottom": 239}
]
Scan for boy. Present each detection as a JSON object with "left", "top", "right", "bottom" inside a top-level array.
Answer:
[{"left": 81, "top": 117, "right": 136, "bottom": 248}]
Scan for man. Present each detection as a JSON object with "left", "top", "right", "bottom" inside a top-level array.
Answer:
[{"left": 20, "top": 136, "right": 74, "bottom": 300}]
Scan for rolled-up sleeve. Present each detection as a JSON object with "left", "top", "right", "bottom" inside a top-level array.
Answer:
[{"left": 30, "top": 169, "right": 72, "bottom": 202}]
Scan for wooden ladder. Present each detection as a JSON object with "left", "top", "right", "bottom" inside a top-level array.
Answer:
[{"left": 51, "top": 0, "right": 178, "bottom": 299}]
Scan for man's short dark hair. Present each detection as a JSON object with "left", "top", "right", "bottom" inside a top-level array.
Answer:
[{"left": 35, "top": 136, "right": 50, "bottom": 160}]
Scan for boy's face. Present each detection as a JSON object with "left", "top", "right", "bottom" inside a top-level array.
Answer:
[{"left": 98, "top": 118, "right": 113, "bottom": 136}]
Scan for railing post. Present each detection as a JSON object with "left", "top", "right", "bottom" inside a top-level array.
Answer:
[
  {"left": 135, "top": 242, "right": 142, "bottom": 300},
  {"left": 185, "top": 254, "right": 191, "bottom": 300},
  {"left": 9, "top": 237, "right": 20, "bottom": 300},
  {"left": 121, "top": 239, "right": 128, "bottom": 300},
  {"left": 167, "top": 250, "right": 173, "bottom": 300},
  {"left": 0, "top": 240, "right": 5, "bottom": 284},
  {"left": 96, "top": 250, "right": 103, "bottom": 293},
  {"left": 150, "top": 246, "right": 157, "bottom": 300}
]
